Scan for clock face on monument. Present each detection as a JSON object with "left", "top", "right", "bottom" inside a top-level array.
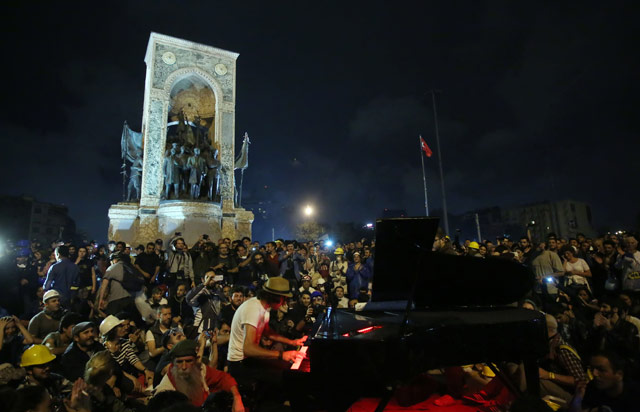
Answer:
[
  {"left": 162, "top": 52, "right": 176, "bottom": 65},
  {"left": 215, "top": 63, "right": 228, "bottom": 75}
]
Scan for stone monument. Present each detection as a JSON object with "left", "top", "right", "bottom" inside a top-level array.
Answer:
[{"left": 108, "top": 33, "right": 253, "bottom": 245}]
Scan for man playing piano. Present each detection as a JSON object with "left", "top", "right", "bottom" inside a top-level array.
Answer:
[{"left": 227, "top": 277, "right": 306, "bottom": 404}]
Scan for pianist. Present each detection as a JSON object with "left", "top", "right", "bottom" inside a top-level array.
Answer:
[{"left": 227, "top": 277, "right": 305, "bottom": 401}]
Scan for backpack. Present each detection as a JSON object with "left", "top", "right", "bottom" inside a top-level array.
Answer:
[{"left": 113, "top": 262, "right": 145, "bottom": 293}]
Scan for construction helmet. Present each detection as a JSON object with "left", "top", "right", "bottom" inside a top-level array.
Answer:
[
  {"left": 334, "top": 248, "right": 344, "bottom": 255},
  {"left": 20, "top": 345, "right": 56, "bottom": 367},
  {"left": 469, "top": 241, "right": 480, "bottom": 250}
]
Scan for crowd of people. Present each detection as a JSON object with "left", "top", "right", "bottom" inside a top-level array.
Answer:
[
  {"left": 0, "top": 235, "right": 375, "bottom": 412},
  {"left": 432, "top": 231, "right": 639, "bottom": 411},
  {"left": 0, "top": 229, "right": 638, "bottom": 411}
]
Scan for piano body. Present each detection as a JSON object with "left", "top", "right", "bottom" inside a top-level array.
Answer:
[{"left": 285, "top": 218, "right": 549, "bottom": 411}]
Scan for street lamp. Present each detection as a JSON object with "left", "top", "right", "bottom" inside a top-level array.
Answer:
[{"left": 304, "top": 205, "right": 314, "bottom": 217}]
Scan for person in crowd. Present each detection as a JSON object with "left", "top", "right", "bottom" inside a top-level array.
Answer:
[
  {"left": 531, "top": 241, "right": 565, "bottom": 300},
  {"left": 154, "top": 327, "right": 186, "bottom": 386},
  {"left": 192, "top": 241, "right": 217, "bottom": 285},
  {"left": 538, "top": 314, "right": 588, "bottom": 403},
  {"left": 560, "top": 245, "right": 593, "bottom": 294},
  {"left": 590, "top": 297, "right": 640, "bottom": 366},
  {"left": 100, "top": 315, "right": 154, "bottom": 390},
  {"left": 61, "top": 322, "right": 102, "bottom": 381},
  {"left": 169, "top": 282, "right": 194, "bottom": 327},
  {"left": 146, "top": 304, "right": 175, "bottom": 363},
  {"left": 43, "top": 245, "right": 79, "bottom": 306},
  {"left": 570, "top": 350, "right": 639, "bottom": 412},
  {"left": 42, "top": 311, "right": 81, "bottom": 356},
  {"left": 264, "top": 241, "right": 280, "bottom": 277},
  {"left": 0, "top": 315, "right": 34, "bottom": 365},
  {"left": 249, "top": 252, "right": 270, "bottom": 288},
  {"left": 187, "top": 270, "right": 227, "bottom": 332},
  {"left": 166, "top": 237, "right": 195, "bottom": 288},
  {"left": 155, "top": 339, "right": 244, "bottom": 410},
  {"left": 74, "top": 246, "right": 97, "bottom": 297},
  {"left": 134, "top": 242, "right": 162, "bottom": 293},
  {"left": 298, "top": 275, "right": 316, "bottom": 294},
  {"left": 614, "top": 234, "right": 640, "bottom": 293},
  {"left": 279, "top": 241, "right": 306, "bottom": 287},
  {"left": 98, "top": 251, "right": 136, "bottom": 316},
  {"left": 28, "top": 290, "right": 66, "bottom": 344},
  {"left": 147, "top": 286, "right": 169, "bottom": 311},
  {"left": 346, "top": 252, "right": 372, "bottom": 300},
  {"left": 330, "top": 247, "right": 349, "bottom": 293},
  {"left": 219, "top": 286, "right": 245, "bottom": 327},
  {"left": 334, "top": 285, "right": 349, "bottom": 308},
  {"left": 18, "top": 344, "right": 72, "bottom": 405},
  {"left": 211, "top": 243, "right": 239, "bottom": 285}
]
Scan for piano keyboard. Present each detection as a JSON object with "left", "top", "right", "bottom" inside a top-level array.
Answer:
[{"left": 290, "top": 345, "right": 308, "bottom": 370}]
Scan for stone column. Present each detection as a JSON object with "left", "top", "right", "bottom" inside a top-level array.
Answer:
[{"left": 139, "top": 93, "right": 168, "bottom": 209}]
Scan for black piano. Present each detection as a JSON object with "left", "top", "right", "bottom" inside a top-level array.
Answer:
[{"left": 285, "top": 217, "right": 548, "bottom": 411}]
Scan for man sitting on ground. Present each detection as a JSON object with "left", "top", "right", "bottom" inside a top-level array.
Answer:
[{"left": 155, "top": 339, "right": 244, "bottom": 410}]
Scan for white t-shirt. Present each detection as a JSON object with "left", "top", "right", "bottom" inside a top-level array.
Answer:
[
  {"left": 227, "top": 297, "right": 270, "bottom": 362},
  {"left": 564, "top": 258, "right": 591, "bottom": 288}
]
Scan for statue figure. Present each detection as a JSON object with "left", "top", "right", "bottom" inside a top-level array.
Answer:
[
  {"left": 176, "top": 111, "right": 188, "bottom": 145},
  {"left": 165, "top": 142, "right": 179, "bottom": 157},
  {"left": 127, "top": 158, "right": 142, "bottom": 201},
  {"left": 186, "top": 147, "right": 207, "bottom": 199},
  {"left": 177, "top": 146, "right": 189, "bottom": 194},
  {"left": 205, "top": 149, "right": 220, "bottom": 201},
  {"left": 163, "top": 148, "right": 180, "bottom": 199},
  {"left": 183, "top": 113, "right": 195, "bottom": 147}
]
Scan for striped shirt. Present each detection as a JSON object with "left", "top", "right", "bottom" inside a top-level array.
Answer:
[{"left": 104, "top": 339, "right": 140, "bottom": 369}]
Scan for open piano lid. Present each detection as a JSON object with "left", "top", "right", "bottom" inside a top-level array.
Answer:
[{"left": 371, "top": 217, "right": 535, "bottom": 307}]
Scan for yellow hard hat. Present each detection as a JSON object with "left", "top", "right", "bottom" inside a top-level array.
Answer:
[
  {"left": 334, "top": 248, "right": 344, "bottom": 255},
  {"left": 469, "top": 241, "right": 480, "bottom": 250},
  {"left": 20, "top": 344, "right": 56, "bottom": 367}
]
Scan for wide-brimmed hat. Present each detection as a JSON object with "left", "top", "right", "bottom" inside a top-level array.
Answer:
[
  {"left": 262, "top": 277, "right": 292, "bottom": 297},
  {"left": 99, "top": 315, "right": 125, "bottom": 336}
]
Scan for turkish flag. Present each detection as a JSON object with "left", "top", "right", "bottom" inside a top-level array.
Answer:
[{"left": 419, "top": 136, "right": 433, "bottom": 157}]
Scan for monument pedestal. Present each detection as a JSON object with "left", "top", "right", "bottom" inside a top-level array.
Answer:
[{"left": 108, "top": 201, "right": 253, "bottom": 245}]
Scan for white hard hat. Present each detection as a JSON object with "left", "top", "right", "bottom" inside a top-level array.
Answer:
[
  {"left": 99, "top": 315, "right": 125, "bottom": 336},
  {"left": 43, "top": 290, "right": 60, "bottom": 303}
]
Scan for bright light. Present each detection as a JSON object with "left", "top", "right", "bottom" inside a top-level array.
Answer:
[
  {"left": 325, "top": 240, "right": 333, "bottom": 247},
  {"left": 365, "top": 223, "right": 373, "bottom": 229},
  {"left": 304, "top": 205, "right": 314, "bottom": 216}
]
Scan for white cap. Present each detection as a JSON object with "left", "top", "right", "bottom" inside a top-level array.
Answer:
[
  {"left": 99, "top": 315, "right": 125, "bottom": 336},
  {"left": 43, "top": 290, "right": 60, "bottom": 303}
]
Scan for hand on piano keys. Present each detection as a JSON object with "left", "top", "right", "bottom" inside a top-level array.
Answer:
[{"left": 289, "top": 345, "right": 308, "bottom": 370}]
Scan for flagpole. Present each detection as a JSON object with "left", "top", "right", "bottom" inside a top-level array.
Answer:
[
  {"left": 431, "top": 90, "right": 450, "bottom": 236},
  {"left": 419, "top": 136, "right": 429, "bottom": 216}
]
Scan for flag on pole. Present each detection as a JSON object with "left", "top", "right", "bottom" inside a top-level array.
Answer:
[{"left": 419, "top": 135, "right": 433, "bottom": 157}]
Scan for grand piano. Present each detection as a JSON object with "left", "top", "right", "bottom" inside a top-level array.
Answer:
[{"left": 285, "top": 217, "right": 549, "bottom": 411}]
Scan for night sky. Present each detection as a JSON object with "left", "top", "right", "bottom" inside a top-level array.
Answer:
[{"left": 2, "top": 1, "right": 638, "bottom": 242}]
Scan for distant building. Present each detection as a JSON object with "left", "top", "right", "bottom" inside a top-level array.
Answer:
[
  {"left": 456, "top": 200, "right": 596, "bottom": 243},
  {"left": 0, "top": 195, "right": 76, "bottom": 246},
  {"left": 502, "top": 199, "right": 595, "bottom": 242}
]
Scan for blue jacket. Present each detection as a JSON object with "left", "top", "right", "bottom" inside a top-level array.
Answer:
[
  {"left": 278, "top": 251, "right": 306, "bottom": 281},
  {"left": 44, "top": 258, "right": 79, "bottom": 303},
  {"left": 345, "top": 263, "right": 372, "bottom": 299}
]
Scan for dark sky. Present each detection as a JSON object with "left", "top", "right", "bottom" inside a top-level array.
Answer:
[{"left": 2, "top": 1, "right": 638, "bottom": 242}]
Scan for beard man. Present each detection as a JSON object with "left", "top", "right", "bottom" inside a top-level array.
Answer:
[{"left": 155, "top": 339, "right": 244, "bottom": 411}]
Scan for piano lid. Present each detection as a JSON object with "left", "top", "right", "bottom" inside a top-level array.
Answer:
[{"left": 371, "top": 217, "right": 535, "bottom": 307}]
